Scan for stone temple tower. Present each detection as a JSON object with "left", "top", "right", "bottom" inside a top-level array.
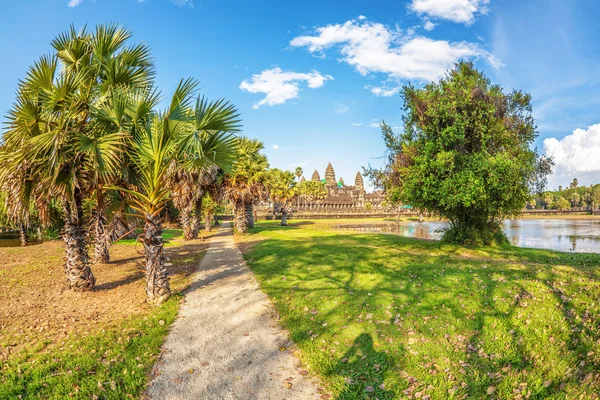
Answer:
[
  {"left": 355, "top": 171, "right": 365, "bottom": 192},
  {"left": 325, "top": 162, "right": 336, "bottom": 185},
  {"left": 311, "top": 170, "right": 321, "bottom": 182}
]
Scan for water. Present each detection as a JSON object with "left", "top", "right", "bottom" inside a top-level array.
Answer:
[
  {"left": 335, "top": 218, "right": 600, "bottom": 253},
  {"left": 0, "top": 232, "right": 41, "bottom": 247}
]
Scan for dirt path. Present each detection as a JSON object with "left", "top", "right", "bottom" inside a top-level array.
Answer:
[{"left": 146, "top": 222, "right": 322, "bottom": 400}]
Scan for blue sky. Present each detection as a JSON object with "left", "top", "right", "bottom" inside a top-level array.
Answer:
[{"left": 1, "top": 0, "right": 600, "bottom": 190}]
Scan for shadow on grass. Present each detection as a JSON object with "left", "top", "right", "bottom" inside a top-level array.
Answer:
[{"left": 242, "top": 221, "right": 600, "bottom": 399}]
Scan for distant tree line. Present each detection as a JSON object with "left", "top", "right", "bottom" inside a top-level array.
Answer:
[{"left": 528, "top": 179, "right": 600, "bottom": 210}]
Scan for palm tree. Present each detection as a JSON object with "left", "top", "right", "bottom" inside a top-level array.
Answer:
[
  {"left": 1, "top": 24, "right": 154, "bottom": 288},
  {"left": 223, "top": 138, "right": 269, "bottom": 233},
  {"left": 295, "top": 166, "right": 303, "bottom": 182},
  {"left": 109, "top": 79, "right": 238, "bottom": 304},
  {"left": 169, "top": 97, "right": 241, "bottom": 240},
  {"left": 267, "top": 169, "right": 297, "bottom": 226}
]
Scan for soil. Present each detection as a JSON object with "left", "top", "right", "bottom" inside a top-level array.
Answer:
[{"left": 0, "top": 234, "right": 209, "bottom": 361}]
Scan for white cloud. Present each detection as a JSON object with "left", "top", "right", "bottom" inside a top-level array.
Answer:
[
  {"left": 334, "top": 102, "right": 349, "bottom": 113},
  {"left": 368, "top": 119, "right": 381, "bottom": 128},
  {"left": 352, "top": 123, "right": 364, "bottom": 127},
  {"left": 369, "top": 85, "right": 401, "bottom": 97},
  {"left": 171, "top": 0, "right": 194, "bottom": 6},
  {"left": 409, "top": 0, "right": 490, "bottom": 24},
  {"left": 272, "top": 144, "right": 280, "bottom": 150},
  {"left": 68, "top": 0, "right": 82, "bottom": 6},
  {"left": 289, "top": 159, "right": 312, "bottom": 169},
  {"left": 290, "top": 17, "right": 501, "bottom": 87},
  {"left": 544, "top": 124, "right": 600, "bottom": 186},
  {"left": 423, "top": 20, "right": 436, "bottom": 31},
  {"left": 240, "top": 67, "right": 332, "bottom": 109}
]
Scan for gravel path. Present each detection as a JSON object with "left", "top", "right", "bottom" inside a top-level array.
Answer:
[{"left": 146, "top": 222, "right": 322, "bottom": 400}]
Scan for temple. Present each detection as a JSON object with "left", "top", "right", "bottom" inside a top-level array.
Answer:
[{"left": 297, "top": 162, "right": 387, "bottom": 212}]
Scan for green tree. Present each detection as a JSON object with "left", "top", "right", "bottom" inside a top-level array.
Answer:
[
  {"left": 543, "top": 192, "right": 554, "bottom": 209},
  {"left": 109, "top": 79, "right": 237, "bottom": 304},
  {"left": 267, "top": 169, "right": 297, "bottom": 226},
  {"left": 297, "top": 180, "right": 327, "bottom": 209},
  {"left": 0, "top": 24, "right": 155, "bottom": 288},
  {"left": 570, "top": 178, "right": 579, "bottom": 189},
  {"left": 169, "top": 98, "right": 240, "bottom": 240},
  {"left": 223, "top": 138, "right": 269, "bottom": 233},
  {"left": 374, "top": 62, "right": 552, "bottom": 245},
  {"left": 570, "top": 192, "right": 581, "bottom": 208},
  {"left": 295, "top": 166, "right": 303, "bottom": 182},
  {"left": 555, "top": 196, "right": 570, "bottom": 210}
]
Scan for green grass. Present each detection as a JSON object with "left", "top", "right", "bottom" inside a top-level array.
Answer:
[
  {"left": 242, "top": 220, "right": 600, "bottom": 399},
  {"left": 116, "top": 228, "right": 182, "bottom": 246},
  {"left": 0, "top": 295, "right": 181, "bottom": 399}
]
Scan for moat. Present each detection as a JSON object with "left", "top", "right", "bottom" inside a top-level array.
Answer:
[{"left": 336, "top": 218, "right": 600, "bottom": 253}]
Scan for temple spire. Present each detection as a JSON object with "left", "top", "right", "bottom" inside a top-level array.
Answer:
[
  {"left": 325, "top": 162, "right": 336, "bottom": 184},
  {"left": 355, "top": 171, "right": 364, "bottom": 191},
  {"left": 311, "top": 170, "right": 321, "bottom": 182}
]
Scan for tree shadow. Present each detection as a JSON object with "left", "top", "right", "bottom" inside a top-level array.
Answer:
[
  {"left": 241, "top": 222, "right": 600, "bottom": 398},
  {"left": 332, "top": 333, "right": 397, "bottom": 399}
]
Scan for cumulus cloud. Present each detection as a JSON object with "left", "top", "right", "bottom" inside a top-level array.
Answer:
[
  {"left": 369, "top": 85, "right": 401, "bottom": 97},
  {"left": 409, "top": 0, "right": 490, "bottom": 24},
  {"left": 272, "top": 144, "right": 280, "bottom": 150},
  {"left": 290, "top": 17, "right": 501, "bottom": 92},
  {"left": 240, "top": 67, "right": 332, "bottom": 109},
  {"left": 544, "top": 124, "right": 600, "bottom": 186},
  {"left": 423, "top": 20, "right": 436, "bottom": 31},
  {"left": 68, "top": 0, "right": 82, "bottom": 6}
]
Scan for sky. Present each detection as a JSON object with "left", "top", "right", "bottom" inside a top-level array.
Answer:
[{"left": 1, "top": 0, "right": 600, "bottom": 190}]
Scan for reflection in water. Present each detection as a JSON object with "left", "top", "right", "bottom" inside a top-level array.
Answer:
[
  {"left": 336, "top": 218, "right": 600, "bottom": 253},
  {"left": 0, "top": 232, "right": 41, "bottom": 248}
]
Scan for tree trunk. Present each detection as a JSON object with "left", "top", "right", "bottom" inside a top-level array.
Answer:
[
  {"left": 245, "top": 202, "right": 254, "bottom": 229},
  {"left": 204, "top": 210, "right": 213, "bottom": 232},
  {"left": 180, "top": 203, "right": 194, "bottom": 240},
  {"left": 63, "top": 197, "right": 95, "bottom": 291},
  {"left": 191, "top": 197, "right": 202, "bottom": 239},
  {"left": 281, "top": 210, "right": 288, "bottom": 226},
  {"left": 110, "top": 213, "right": 135, "bottom": 241},
  {"left": 234, "top": 200, "right": 248, "bottom": 233},
  {"left": 142, "top": 214, "right": 171, "bottom": 305},
  {"left": 19, "top": 224, "right": 28, "bottom": 247},
  {"left": 93, "top": 209, "right": 110, "bottom": 264}
]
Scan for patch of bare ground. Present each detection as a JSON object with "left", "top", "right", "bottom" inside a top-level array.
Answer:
[{"left": 0, "top": 232, "right": 209, "bottom": 361}]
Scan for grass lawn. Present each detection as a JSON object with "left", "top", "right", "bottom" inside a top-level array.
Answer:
[
  {"left": 0, "top": 229, "right": 208, "bottom": 399},
  {"left": 239, "top": 220, "right": 600, "bottom": 399}
]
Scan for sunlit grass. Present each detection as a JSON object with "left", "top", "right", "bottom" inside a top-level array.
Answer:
[
  {"left": 0, "top": 296, "right": 181, "bottom": 399},
  {"left": 242, "top": 220, "right": 600, "bottom": 399}
]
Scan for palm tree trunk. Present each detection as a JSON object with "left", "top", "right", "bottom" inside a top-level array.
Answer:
[
  {"left": 19, "top": 224, "right": 28, "bottom": 247},
  {"left": 63, "top": 196, "right": 95, "bottom": 291},
  {"left": 93, "top": 209, "right": 110, "bottom": 264},
  {"left": 234, "top": 200, "right": 248, "bottom": 233},
  {"left": 281, "top": 210, "right": 288, "bottom": 226},
  {"left": 191, "top": 197, "right": 202, "bottom": 239},
  {"left": 204, "top": 210, "right": 213, "bottom": 232},
  {"left": 245, "top": 202, "right": 254, "bottom": 229},
  {"left": 180, "top": 203, "right": 194, "bottom": 240},
  {"left": 110, "top": 213, "right": 135, "bottom": 241},
  {"left": 142, "top": 214, "right": 171, "bottom": 305}
]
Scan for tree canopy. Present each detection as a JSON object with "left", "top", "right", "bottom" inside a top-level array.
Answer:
[{"left": 369, "top": 62, "right": 553, "bottom": 245}]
